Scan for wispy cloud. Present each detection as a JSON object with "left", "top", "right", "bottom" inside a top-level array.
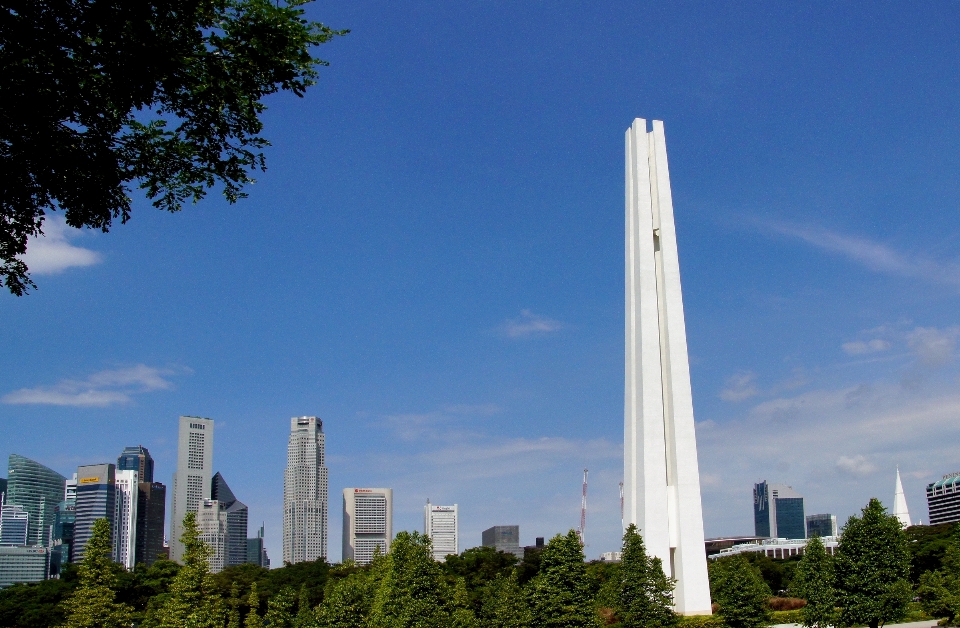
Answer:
[
  {"left": 720, "top": 372, "right": 759, "bottom": 402},
  {"left": 3, "top": 364, "right": 181, "bottom": 407},
  {"left": 842, "top": 339, "right": 892, "bottom": 355},
  {"left": 19, "top": 215, "right": 102, "bottom": 275},
  {"left": 907, "top": 326, "right": 960, "bottom": 367},
  {"left": 836, "top": 455, "right": 878, "bottom": 477},
  {"left": 500, "top": 310, "right": 563, "bottom": 338},
  {"left": 769, "top": 223, "right": 960, "bottom": 289}
]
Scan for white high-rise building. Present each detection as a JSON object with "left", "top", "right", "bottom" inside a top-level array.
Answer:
[
  {"left": 114, "top": 469, "right": 138, "bottom": 569},
  {"left": 424, "top": 501, "right": 458, "bottom": 561},
  {"left": 196, "top": 499, "right": 228, "bottom": 573},
  {"left": 342, "top": 488, "right": 392, "bottom": 565},
  {"left": 170, "top": 416, "right": 214, "bottom": 562},
  {"left": 624, "top": 118, "right": 712, "bottom": 615},
  {"left": 283, "top": 416, "right": 329, "bottom": 564}
]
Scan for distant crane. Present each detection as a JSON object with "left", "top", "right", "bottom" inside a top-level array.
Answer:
[
  {"left": 577, "top": 469, "right": 588, "bottom": 547},
  {"left": 619, "top": 481, "right": 624, "bottom": 531}
]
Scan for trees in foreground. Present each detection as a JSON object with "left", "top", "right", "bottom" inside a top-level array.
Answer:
[
  {"left": 709, "top": 555, "right": 772, "bottom": 628},
  {"left": 918, "top": 524, "right": 960, "bottom": 625},
  {"left": 790, "top": 536, "right": 835, "bottom": 628},
  {"left": 60, "top": 518, "right": 133, "bottom": 628}
]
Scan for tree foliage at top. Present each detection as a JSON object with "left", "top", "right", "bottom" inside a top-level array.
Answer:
[
  {"left": 790, "top": 536, "right": 836, "bottom": 628},
  {"left": 615, "top": 524, "right": 677, "bottom": 628},
  {"left": 368, "top": 531, "right": 455, "bottom": 628},
  {"left": 59, "top": 517, "right": 134, "bottom": 628},
  {"left": 709, "top": 555, "right": 772, "bottom": 628},
  {"left": 918, "top": 524, "right": 960, "bottom": 625},
  {"left": 479, "top": 572, "right": 532, "bottom": 628},
  {"left": 834, "top": 498, "right": 912, "bottom": 628},
  {"left": 148, "top": 512, "right": 226, "bottom": 628},
  {"left": 0, "top": 0, "right": 346, "bottom": 295},
  {"left": 528, "top": 530, "right": 598, "bottom": 628}
]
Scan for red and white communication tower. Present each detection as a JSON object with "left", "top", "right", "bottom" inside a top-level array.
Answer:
[{"left": 577, "top": 469, "right": 588, "bottom": 546}]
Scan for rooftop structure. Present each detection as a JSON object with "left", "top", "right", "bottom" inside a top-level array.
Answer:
[{"left": 927, "top": 472, "right": 960, "bottom": 525}]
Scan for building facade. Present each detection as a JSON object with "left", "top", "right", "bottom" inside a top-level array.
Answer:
[
  {"left": 6, "top": 454, "right": 66, "bottom": 548},
  {"left": 170, "top": 416, "right": 214, "bottom": 562},
  {"left": 805, "top": 514, "right": 838, "bottom": 538},
  {"left": 283, "top": 416, "right": 329, "bottom": 564},
  {"left": 481, "top": 525, "right": 523, "bottom": 558},
  {"left": 73, "top": 464, "right": 116, "bottom": 563},
  {"left": 114, "top": 469, "right": 138, "bottom": 569},
  {"left": 211, "top": 472, "right": 248, "bottom": 568},
  {"left": 927, "top": 472, "right": 960, "bottom": 525},
  {"left": 51, "top": 498, "right": 76, "bottom": 565},
  {"left": 754, "top": 481, "right": 805, "bottom": 539},
  {"left": 0, "top": 501, "right": 29, "bottom": 546},
  {"left": 136, "top": 482, "right": 166, "bottom": 566},
  {"left": 711, "top": 536, "right": 839, "bottom": 561},
  {"left": 0, "top": 546, "right": 48, "bottom": 588},
  {"left": 624, "top": 119, "right": 711, "bottom": 614},
  {"left": 117, "top": 446, "right": 155, "bottom": 483},
  {"left": 342, "top": 488, "right": 392, "bottom": 565},
  {"left": 423, "top": 501, "right": 458, "bottom": 561},
  {"left": 196, "top": 499, "right": 229, "bottom": 574},
  {"left": 247, "top": 524, "right": 270, "bottom": 568}
]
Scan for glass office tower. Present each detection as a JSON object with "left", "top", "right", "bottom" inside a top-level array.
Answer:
[
  {"left": 753, "top": 481, "right": 805, "bottom": 539},
  {"left": 73, "top": 464, "right": 116, "bottom": 562},
  {"left": 6, "top": 454, "right": 66, "bottom": 547},
  {"left": 117, "top": 446, "right": 154, "bottom": 483}
]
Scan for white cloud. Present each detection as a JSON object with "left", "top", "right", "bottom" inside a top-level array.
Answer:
[
  {"left": 769, "top": 223, "right": 960, "bottom": 290},
  {"left": 842, "top": 339, "right": 892, "bottom": 355},
  {"left": 720, "top": 372, "right": 759, "bottom": 401},
  {"left": 19, "top": 215, "right": 102, "bottom": 275},
  {"left": 2, "top": 364, "right": 180, "bottom": 407},
  {"left": 907, "top": 326, "right": 960, "bottom": 367},
  {"left": 835, "top": 455, "right": 878, "bottom": 477},
  {"left": 501, "top": 310, "right": 563, "bottom": 338}
]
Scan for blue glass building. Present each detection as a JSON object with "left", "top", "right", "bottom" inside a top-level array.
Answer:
[
  {"left": 753, "top": 481, "right": 805, "bottom": 539},
  {"left": 73, "top": 464, "right": 116, "bottom": 562},
  {"left": 6, "top": 455, "right": 66, "bottom": 547}
]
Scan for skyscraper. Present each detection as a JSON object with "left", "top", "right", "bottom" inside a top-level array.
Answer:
[
  {"left": 926, "top": 472, "right": 960, "bottom": 525},
  {"left": 211, "top": 472, "right": 248, "bottom": 568},
  {"left": 247, "top": 523, "right": 270, "bottom": 568},
  {"left": 0, "top": 501, "right": 29, "bottom": 546},
  {"left": 754, "top": 481, "right": 805, "bottom": 539},
  {"left": 117, "top": 446, "right": 155, "bottom": 483},
  {"left": 196, "top": 499, "right": 228, "bottom": 573},
  {"left": 73, "top": 463, "right": 116, "bottom": 562},
  {"left": 342, "top": 488, "right": 392, "bottom": 565},
  {"left": 6, "top": 454, "right": 66, "bottom": 547},
  {"left": 423, "top": 501, "right": 458, "bottom": 561},
  {"left": 624, "top": 119, "right": 711, "bottom": 614},
  {"left": 481, "top": 525, "right": 523, "bottom": 558},
  {"left": 114, "top": 469, "right": 138, "bottom": 569},
  {"left": 170, "top": 416, "right": 214, "bottom": 562},
  {"left": 135, "top": 482, "right": 166, "bottom": 566},
  {"left": 283, "top": 416, "right": 329, "bottom": 564}
]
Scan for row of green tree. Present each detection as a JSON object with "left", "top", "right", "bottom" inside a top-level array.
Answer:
[{"left": 4, "top": 497, "right": 960, "bottom": 628}]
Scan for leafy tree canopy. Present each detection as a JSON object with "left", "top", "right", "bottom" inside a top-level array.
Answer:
[
  {"left": 709, "top": 555, "right": 772, "bottom": 628},
  {"left": 918, "top": 524, "right": 960, "bottom": 624},
  {"left": 790, "top": 536, "right": 836, "bottom": 628},
  {"left": 1, "top": 0, "right": 346, "bottom": 295},
  {"left": 616, "top": 524, "right": 677, "bottom": 628},
  {"left": 834, "top": 498, "right": 912, "bottom": 628},
  {"left": 528, "top": 530, "right": 598, "bottom": 628},
  {"left": 60, "top": 517, "right": 134, "bottom": 628}
]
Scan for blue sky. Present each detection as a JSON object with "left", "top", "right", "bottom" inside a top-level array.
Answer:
[{"left": 3, "top": 1, "right": 960, "bottom": 561}]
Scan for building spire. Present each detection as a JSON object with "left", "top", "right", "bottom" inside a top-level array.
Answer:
[{"left": 894, "top": 466, "right": 912, "bottom": 528}]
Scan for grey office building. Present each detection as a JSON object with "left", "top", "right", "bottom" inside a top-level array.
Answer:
[
  {"left": 481, "top": 525, "right": 523, "bottom": 558},
  {"left": 805, "top": 513, "right": 838, "bottom": 538},
  {"left": 211, "top": 472, "right": 248, "bottom": 568},
  {"left": 247, "top": 524, "right": 270, "bottom": 568},
  {"left": 73, "top": 464, "right": 116, "bottom": 562},
  {"left": 927, "top": 472, "right": 960, "bottom": 525},
  {"left": 170, "top": 416, "right": 214, "bottom": 562},
  {"left": 136, "top": 482, "right": 166, "bottom": 566},
  {"left": 6, "top": 455, "right": 66, "bottom": 547},
  {"left": 754, "top": 481, "right": 805, "bottom": 540}
]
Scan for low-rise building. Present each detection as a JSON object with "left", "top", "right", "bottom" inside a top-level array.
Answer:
[
  {"left": 482, "top": 525, "right": 523, "bottom": 558},
  {"left": 0, "top": 546, "right": 48, "bottom": 588},
  {"left": 710, "top": 536, "right": 839, "bottom": 560}
]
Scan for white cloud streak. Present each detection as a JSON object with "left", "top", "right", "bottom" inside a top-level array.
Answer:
[
  {"left": 3, "top": 365, "right": 180, "bottom": 407},
  {"left": 19, "top": 216, "right": 102, "bottom": 275},
  {"left": 770, "top": 223, "right": 960, "bottom": 290},
  {"left": 720, "top": 372, "right": 759, "bottom": 401},
  {"left": 501, "top": 310, "right": 563, "bottom": 338},
  {"left": 842, "top": 339, "right": 891, "bottom": 355}
]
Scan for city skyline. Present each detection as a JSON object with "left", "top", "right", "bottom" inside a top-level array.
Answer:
[{"left": 3, "top": 2, "right": 960, "bottom": 561}]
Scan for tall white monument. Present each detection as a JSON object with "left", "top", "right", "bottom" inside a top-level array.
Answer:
[
  {"left": 624, "top": 118, "right": 712, "bottom": 615},
  {"left": 894, "top": 467, "right": 912, "bottom": 528}
]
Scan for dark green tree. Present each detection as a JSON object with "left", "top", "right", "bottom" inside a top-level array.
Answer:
[
  {"left": 528, "top": 530, "right": 597, "bottom": 628},
  {"left": 294, "top": 584, "right": 316, "bottom": 628},
  {"left": 918, "top": 525, "right": 960, "bottom": 624},
  {"left": 616, "top": 524, "right": 676, "bottom": 628},
  {"left": 479, "top": 572, "right": 532, "bottom": 628},
  {"left": 368, "top": 531, "right": 452, "bottom": 627},
  {"left": 790, "top": 536, "right": 836, "bottom": 628},
  {"left": 245, "top": 582, "right": 262, "bottom": 628},
  {"left": 59, "top": 518, "right": 134, "bottom": 628},
  {"left": 150, "top": 512, "right": 226, "bottom": 628},
  {"left": 709, "top": 555, "right": 772, "bottom": 628},
  {"left": 264, "top": 585, "right": 297, "bottom": 628},
  {"left": 227, "top": 582, "right": 242, "bottom": 628},
  {"left": 444, "top": 546, "right": 520, "bottom": 613},
  {"left": 319, "top": 562, "right": 381, "bottom": 628},
  {"left": 834, "top": 498, "right": 912, "bottom": 628},
  {"left": 0, "top": 0, "right": 347, "bottom": 295}
]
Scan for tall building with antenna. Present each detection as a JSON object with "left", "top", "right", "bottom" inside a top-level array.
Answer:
[{"left": 283, "top": 416, "right": 329, "bottom": 563}]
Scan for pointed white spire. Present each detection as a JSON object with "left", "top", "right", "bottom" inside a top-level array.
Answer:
[{"left": 894, "top": 467, "right": 912, "bottom": 528}]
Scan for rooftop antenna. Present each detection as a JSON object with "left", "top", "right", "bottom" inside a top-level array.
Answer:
[{"left": 578, "top": 469, "right": 588, "bottom": 547}]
